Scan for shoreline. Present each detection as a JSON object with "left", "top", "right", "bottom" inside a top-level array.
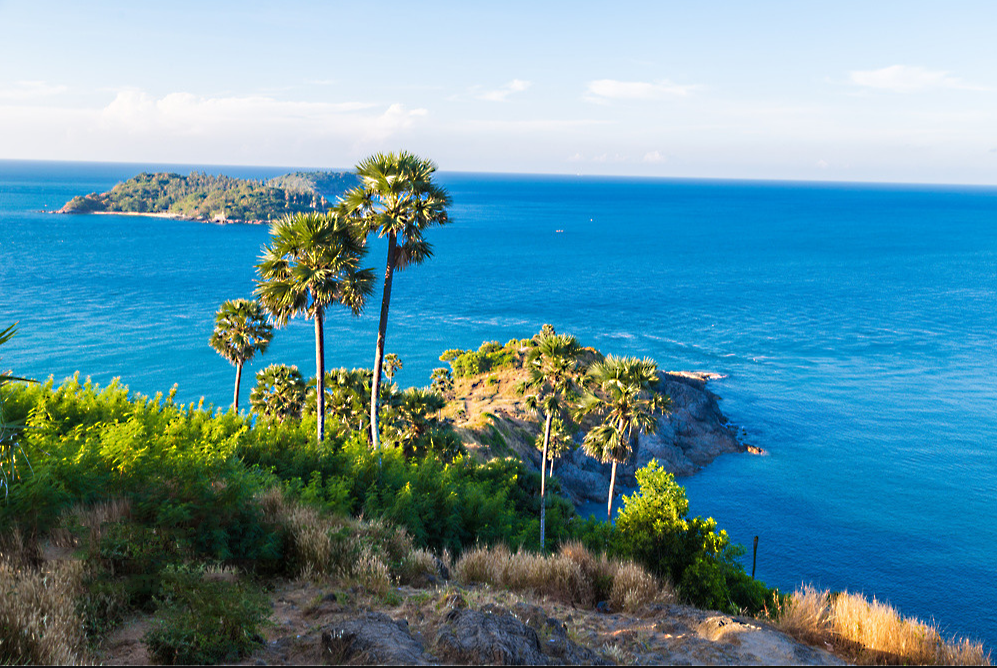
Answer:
[{"left": 49, "top": 209, "right": 271, "bottom": 225}]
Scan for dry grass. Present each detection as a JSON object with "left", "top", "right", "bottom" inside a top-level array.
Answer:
[
  {"left": 773, "top": 584, "right": 991, "bottom": 665},
  {"left": 610, "top": 560, "right": 665, "bottom": 613},
  {"left": 257, "top": 487, "right": 441, "bottom": 593},
  {"left": 0, "top": 531, "right": 90, "bottom": 665},
  {"left": 50, "top": 497, "right": 132, "bottom": 550},
  {"left": 453, "top": 540, "right": 673, "bottom": 612}
]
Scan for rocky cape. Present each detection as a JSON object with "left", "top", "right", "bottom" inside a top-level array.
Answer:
[{"left": 453, "top": 368, "right": 754, "bottom": 509}]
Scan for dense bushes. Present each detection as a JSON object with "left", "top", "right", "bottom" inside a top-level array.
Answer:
[
  {"left": 144, "top": 565, "right": 270, "bottom": 665},
  {"left": 608, "top": 459, "right": 772, "bottom": 613},
  {"left": 1, "top": 376, "right": 576, "bottom": 559},
  {"left": 440, "top": 339, "right": 520, "bottom": 378},
  {"left": 0, "top": 371, "right": 774, "bottom": 657}
]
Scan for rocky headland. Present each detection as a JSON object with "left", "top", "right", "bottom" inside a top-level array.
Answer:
[{"left": 450, "top": 364, "right": 751, "bottom": 508}]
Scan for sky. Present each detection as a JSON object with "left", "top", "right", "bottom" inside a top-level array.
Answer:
[{"left": 1, "top": 0, "right": 996, "bottom": 184}]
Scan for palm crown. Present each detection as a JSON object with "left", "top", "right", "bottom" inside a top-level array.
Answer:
[
  {"left": 340, "top": 151, "right": 452, "bottom": 268},
  {"left": 255, "top": 212, "right": 373, "bottom": 323}
]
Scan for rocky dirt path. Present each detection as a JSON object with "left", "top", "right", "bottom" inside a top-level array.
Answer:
[{"left": 97, "top": 580, "right": 844, "bottom": 666}]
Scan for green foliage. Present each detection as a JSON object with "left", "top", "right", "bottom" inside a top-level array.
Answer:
[
  {"left": 144, "top": 565, "right": 270, "bottom": 665},
  {"left": 611, "top": 459, "right": 773, "bottom": 614},
  {"left": 89, "top": 522, "right": 191, "bottom": 610},
  {"left": 250, "top": 364, "right": 306, "bottom": 422},
  {"left": 0, "top": 377, "right": 280, "bottom": 563},
  {"left": 264, "top": 171, "right": 360, "bottom": 200},
  {"left": 430, "top": 367, "right": 454, "bottom": 396},
  {"left": 443, "top": 340, "right": 519, "bottom": 379},
  {"left": 0, "top": 322, "right": 37, "bottom": 500}
]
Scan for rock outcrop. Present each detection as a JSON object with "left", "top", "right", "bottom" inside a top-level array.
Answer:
[
  {"left": 554, "top": 372, "right": 745, "bottom": 506},
  {"left": 309, "top": 597, "right": 843, "bottom": 666}
]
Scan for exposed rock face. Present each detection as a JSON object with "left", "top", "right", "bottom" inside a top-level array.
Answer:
[
  {"left": 310, "top": 598, "right": 843, "bottom": 666},
  {"left": 554, "top": 372, "right": 744, "bottom": 506},
  {"left": 432, "top": 603, "right": 612, "bottom": 666},
  {"left": 320, "top": 612, "right": 432, "bottom": 665}
]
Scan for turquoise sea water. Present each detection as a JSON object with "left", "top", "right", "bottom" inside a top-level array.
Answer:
[{"left": 1, "top": 160, "right": 995, "bottom": 648}]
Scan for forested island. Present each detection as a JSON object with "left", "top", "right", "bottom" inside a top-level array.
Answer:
[{"left": 57, "top": 170, "right": 359, "bottom": 223}]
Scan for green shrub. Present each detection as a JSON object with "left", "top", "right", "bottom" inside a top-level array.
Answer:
[
  {"left": 611, "top": 459, "right": 774, "bottom": 614},
  {"left": 144, "top": 565, "right": 270, "bottom": 665}
]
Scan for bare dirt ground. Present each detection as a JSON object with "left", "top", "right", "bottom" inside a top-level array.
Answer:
[{"left": 95, "top": 578, "right": 844, "bottom": 666}]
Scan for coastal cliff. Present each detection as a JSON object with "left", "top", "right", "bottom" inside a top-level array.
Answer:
[
  {"left": 555, "top": 372, "right": 745, "bottom": 506},
  {"left": 450, "top": 364, "right": 747, "bottom": 508}
]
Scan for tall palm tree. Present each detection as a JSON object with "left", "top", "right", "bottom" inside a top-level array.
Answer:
[
  {"left": 521, "top": 329, "right": 582, "bottom": 549},
  {"left": 255, "top": 211, "right": 374, "bottom": 444},
  {"left": 208, "top": 298, "right": 273, "bottom": 412},
  {"left": 339, "top": 151, "right": 452, "bottom": 450},
  {"left": 577, "top": 355, "right": 671, "bottom": 521}
]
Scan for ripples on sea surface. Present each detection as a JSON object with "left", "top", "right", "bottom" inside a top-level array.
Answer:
[{"left": 1, "top": 160, "right": 995, "bottom": 649}]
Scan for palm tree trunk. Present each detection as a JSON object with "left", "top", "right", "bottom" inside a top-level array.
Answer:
[
  {"left": 315, "top": 308, "right": 325, "bottom": 445},
  {"left": 234, "top": 362, "right": 243, "bottom": 412},
  {"left": 540, "top": 410, "right": 552, "bottom": 550},
  {"left": 607, "top": 461, "right": 618, "bottom": 522},
  {"left": 370, "top": 232, "right": 397, "bottom": 450}
]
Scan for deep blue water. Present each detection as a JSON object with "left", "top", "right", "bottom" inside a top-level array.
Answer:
[{"left": 1, "top": 160, "right": 995, "bottom": 649}]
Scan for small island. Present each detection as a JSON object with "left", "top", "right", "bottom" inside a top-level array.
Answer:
[{"left": 56, "top": 170, "right": 359, "bottom": 224}]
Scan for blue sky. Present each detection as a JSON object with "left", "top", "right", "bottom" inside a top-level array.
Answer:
[{"left": 1, "top": 0, "right": 996, "bottom": 183}]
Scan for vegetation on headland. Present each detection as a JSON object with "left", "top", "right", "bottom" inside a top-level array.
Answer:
[
  {"left": 58, "top": 169, "right": 360, "bottom": 223},
  {"left": 5, "top": 150, "right": 990, "bottom": 665}
]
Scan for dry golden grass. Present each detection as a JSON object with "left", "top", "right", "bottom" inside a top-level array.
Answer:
[
  {"left": 453, "top": 541, "right": 673, "bottom": 612},
  {"left": 610, "top": 560, "right": 668, "bottom": 613},
  {"left": 773, "top": 585, "right": 991, "bottom": 665},
  {"left": 258, "top": 487, "right": 441, "bottom": 593},
  {"left": 0, "top": 536, "right": 90, "bottom": 665},
  {"left": 51, "top": 498, "right": 132, "bottom": 550}
]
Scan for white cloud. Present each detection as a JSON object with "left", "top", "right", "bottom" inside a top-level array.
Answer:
[
  {"left": 0, "top": 89, "right": 430, "bottom": 164},
  {"left": 849, "top": 65, "right": 989, "bottom": 93},
  {"left": 585, "top": 78, "right": 700, "bottom": 102},
  {"left": 97, "top": 90, "right": 419, "bottom": 142},
  {"left": 0, "top": 80, "right": 69, "bottom": 100},
  {"left": 463, "top": 118, "right": 611, "bottom": 133},
  {"left": 475, "top": 79, "right": 531, "bottom": 102},
  {"left": 643, "top": 150, "right": 665, "bottom": 163}
]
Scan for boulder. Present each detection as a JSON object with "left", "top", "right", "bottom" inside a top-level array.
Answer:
[{"left": 320, "top": 612, "right": 432, "bottom": 665}]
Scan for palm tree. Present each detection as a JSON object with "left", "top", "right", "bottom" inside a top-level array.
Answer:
[
  {"left": 255, "top": 211, "right": 374, "bottom": 444},
  {"left": 521, "top": 328, "right": 582, "bottom": 549},
  {"left": 208, "top": 298, "right": 273, "bottom": 412},
  {"left": 383, "top": 353, "right": 403, "bottom": 382},
  {"left": 577, "top": 355, "right": 671, "bottom": 521},
  {"left": 395, "top": 387, "right": 446, "bottom": 456},
  {"left": 305, "top": 367, "right": 374, "bottom": 436},
  {"left": 249, "top": 364, "right": 306, "bottom": 422},
  {"left": 538, "top": 414, "right": 574, "bottom": 479},
  {"left": 339, "top": 151, "right": 452, "bottom": 450}
]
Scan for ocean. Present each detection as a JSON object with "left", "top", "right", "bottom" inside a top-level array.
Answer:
[{"left": 1, "top": 159, "right": 995, "bottom": 648}]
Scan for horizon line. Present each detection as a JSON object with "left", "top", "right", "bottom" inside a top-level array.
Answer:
[{"left": 1, "top": 156, "right": 995, "bottom": 191}]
